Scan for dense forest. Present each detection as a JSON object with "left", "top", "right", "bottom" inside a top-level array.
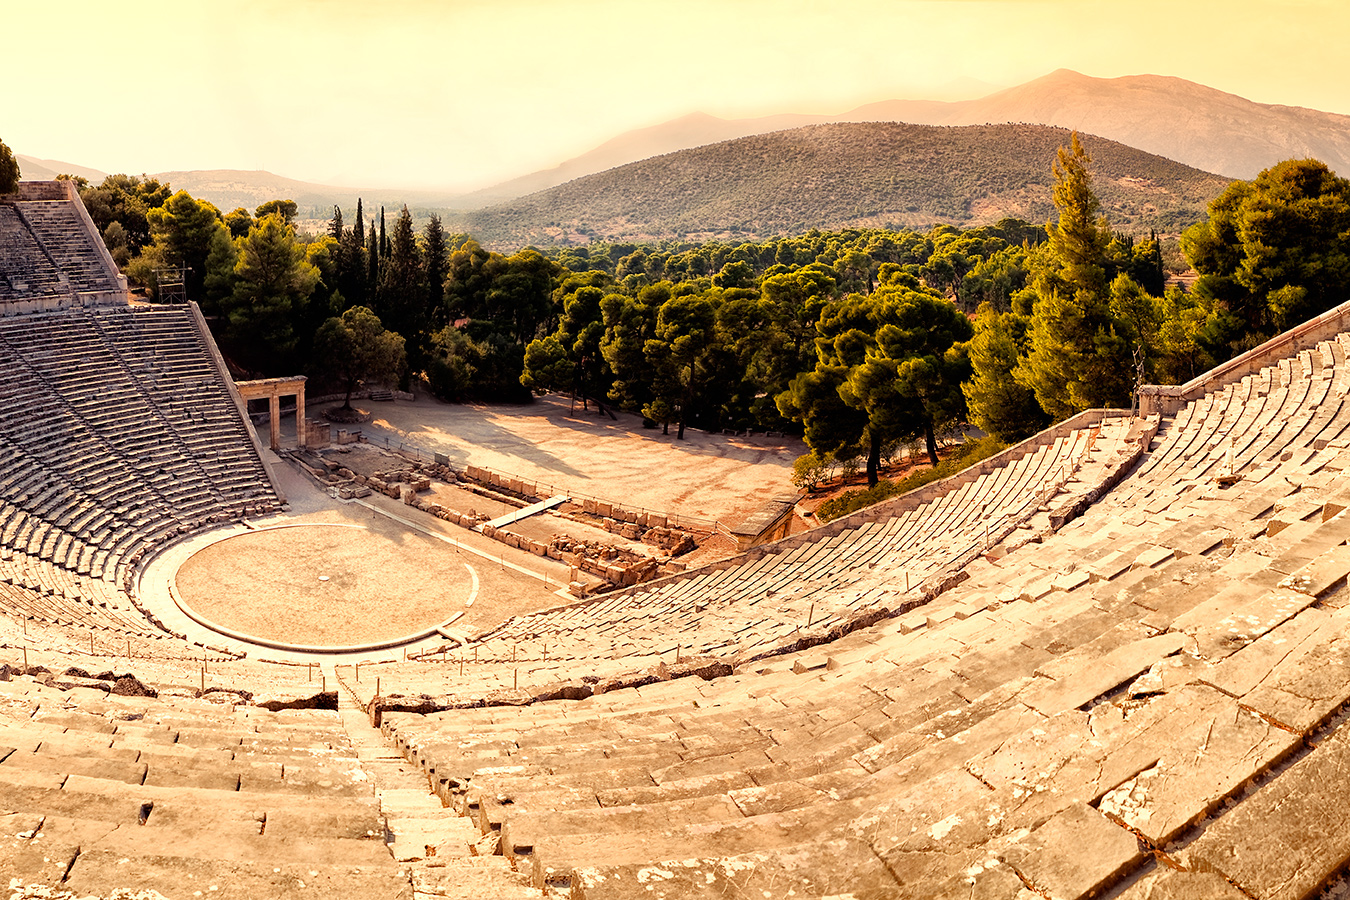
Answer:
[{"left": 55, "top": 134, "right": 1350, "bottom": 514}]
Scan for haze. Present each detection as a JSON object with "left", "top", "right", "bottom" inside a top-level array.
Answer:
[{"left": 7, "top": 0, "right": 1347, "bottom": 192}]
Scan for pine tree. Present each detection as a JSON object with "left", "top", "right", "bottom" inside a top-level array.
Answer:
[
  {"left": 327, "top": 205, "right": 343, "bottom": 243},
  {"left": 1015, "top": 133, "right": 1131, "bottom": 418},
  {"left": 0, "top": 139, "right": 18, "bottom": 195}
]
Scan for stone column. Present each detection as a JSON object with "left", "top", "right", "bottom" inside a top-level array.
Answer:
[
  {"left": 296, "top": 384, "right": 307, "bottom": 449},
  {"left": 269, "top": 394, "right": 281, "bottom": 451}
]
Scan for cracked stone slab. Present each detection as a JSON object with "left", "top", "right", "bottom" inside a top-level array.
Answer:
[
  {"left": 1094, "top": 685, "right": 1299, "bottom": 845},
  {"left": 854, "top": 768, "right": 1024, "bottom": 898},
  {"left": 1113, "top": 868, "right": 1250, "bottom": 900},
  {"left": 570, "top": 836, "right": 900, "bottom": 900},
  {"left": 1237, "top": 605, "right": 1350, "bottom": 734},
  {"left": 1180, "top": 722, "right": 1350, "bottom": 900},
  {"left": 1019, "top": 633, "right": 1187, "bottom": 716},
  {"left": 1000, "top": 802, "right": 1144, "bottom": 900},
  {"left": 1202, "top": 605, "right": 1330, "bottom": 699}
]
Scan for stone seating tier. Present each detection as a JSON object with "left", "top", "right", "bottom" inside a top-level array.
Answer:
[
  {"left": 358, "top": 329, "right": 1350, "bottom": 898},
  {"left": 0, "top": 305, "right": 280, "bottom": 588},
  {"left": 0, "top": 676, "right": 411, "bottom": 898}
]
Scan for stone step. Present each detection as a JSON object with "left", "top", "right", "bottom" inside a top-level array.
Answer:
[
  {"left": 570, "top": 836, "right": 899, "bottom": 900},
  {"left": 61, "top": 850, "right": 411, "bottom": 900},
  {"left": 1179, "top": 719, "right": 1350, "bottom": 899}
]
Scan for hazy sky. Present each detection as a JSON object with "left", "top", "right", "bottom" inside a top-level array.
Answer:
[{"left": 7, "top": 0, "right": 1347, "bottom": 191}]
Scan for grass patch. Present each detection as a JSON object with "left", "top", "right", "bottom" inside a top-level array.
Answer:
[{"left": 816, "top": 435, "right": 1009, "bottom": 522}]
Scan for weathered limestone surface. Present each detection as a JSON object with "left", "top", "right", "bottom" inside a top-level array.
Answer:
[
  {"left": 1019, "top": 633, "right": 1187, "bottom": 716},
  {"left": 1181, "top": 724, "right": 1350, "bottom": 900},
  {"left": 1114, "top": 868, "right": 1251, "bottom": 899},
  {"left": 1000, "top": 803, "right": 1144, "bottom": 900},
  {"left": 1230, "top": 604, "right": 1350, "bottom": 734},
  {"left": 1095, "top": 685, "right": 1299, "bottom": 845}
]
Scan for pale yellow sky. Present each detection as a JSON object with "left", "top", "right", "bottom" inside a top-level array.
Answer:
[{"left": 6, "top": 0, "right": 1346, "bottom": 191}]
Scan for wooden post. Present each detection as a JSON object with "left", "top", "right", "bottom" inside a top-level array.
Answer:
[
  {"left": 376, "top": 676, "right": 381, "bottom": 697},
  {"left": 355, "top": 662, "right": 360, "bottom": 681},
  {"left": 807, "top": 603, "right": 814, "bottom": 626},
  {"left": 200, "top": 664, "right": 205, "bottom": 693}
]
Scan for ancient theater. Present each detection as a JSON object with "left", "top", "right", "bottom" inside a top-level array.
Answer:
[{"left": 4, "top": 179, "right": 1350, "bottom": 898}]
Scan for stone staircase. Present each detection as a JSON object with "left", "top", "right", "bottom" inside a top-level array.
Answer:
[{"left": 331, "top": 666, "right": 539, "bottom": 899}]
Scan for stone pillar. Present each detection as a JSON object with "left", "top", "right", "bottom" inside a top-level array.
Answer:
[
  {"left": 268, "top": 394, "right": 281, "bottom": 451},
  {"left": 295, "top": 384, "right": 307, "bottom": 449}
]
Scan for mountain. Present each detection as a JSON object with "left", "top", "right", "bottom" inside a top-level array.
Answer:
[
  {"left": 17, "top": 158, "right": 467, "bottom": 226},
  {"left": 467, "top": 70, "right": 1350, "bottom": 204},
  {"left": 16, "top": 154, "right": 108, "bottom": 184},
  {"left": 458, "top": 123, "right": 1231, "bottom": 249},
  {"left": 148, "top": 170, "right": 466, "bottom": 222}
]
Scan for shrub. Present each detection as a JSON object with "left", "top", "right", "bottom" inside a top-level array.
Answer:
[
  {"left": 790, "top": 451, "right": 829, "bottom": 492},
  {"left": 816, "top": 434, "right": 1008, "bottom": 522}
]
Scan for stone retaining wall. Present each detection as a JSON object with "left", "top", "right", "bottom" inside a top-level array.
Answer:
[{"left": 1140, "top": 295, "right": 1350, "bottom": 416}]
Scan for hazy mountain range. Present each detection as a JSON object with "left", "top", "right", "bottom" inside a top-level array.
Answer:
[{"left": 16, "top": 69, "right": 1350, "bottom": 235}]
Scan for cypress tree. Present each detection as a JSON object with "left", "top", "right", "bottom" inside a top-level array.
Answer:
[
  {"left": 367, "top": 221, "right": 379, "bottom": 287},
  {"left": 380, "top": 206, "right": 389, "bottom": 258},
  {"left": 423, "top": 214, "right": 447, "bottom": 324}
]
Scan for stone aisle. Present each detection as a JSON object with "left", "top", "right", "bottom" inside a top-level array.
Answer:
[{"left": 331, "top": 666, "right": 540, "bottom": 899}]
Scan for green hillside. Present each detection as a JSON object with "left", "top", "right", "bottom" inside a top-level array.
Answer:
[{"left": 460, "top": 123, "right": 1231, "bottom": 249}]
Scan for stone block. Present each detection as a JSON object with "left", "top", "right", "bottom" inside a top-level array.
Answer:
[
  {"left": 1179, "top": 723, "right": 1350, "bottom": 899},
  {"left": 596, "top": 501, "right": 613, "bottom": 517},
  {"left": 1021, "top": 633, "right": 1187, "bottom": 716},
  {"left": 583, "top": 499, "right": 597, "bottom": 515},
  {"left": 1114, "top": 870, "right": 1250, "bottom": 900},
  {"left": 1279, "top": 544, "right": 1350, "bottom": 597},
  {"left": 1001, "top": 803, "right": 1144, "bottom": 900}
]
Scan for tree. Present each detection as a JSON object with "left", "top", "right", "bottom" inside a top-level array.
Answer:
[
  {"left": 224, "top": 207, "right": 254, "bottom": 239},
  {"left": 133, "top": 190, "right": 229, "bottom": 300},
  {"left": 0, "top": 139, "right": 18, "bottom": 194},
  {"left": 780, "top": 285, "right": 971, "bottom": 486},
  {"left": 80, "top": 174, "right": 172, "bottom": 257},
  {"left": 522, "top": 283, "right": 609, "bottom": 408},
  {"left": 643, "top": 293, "right": 716, "bottom": 438},
  {"left": 1045, "top": 132, "right": 1109, "bottom": 297},
  {"left": 1015, "top": 134, "right": 1132, "bottom": 418},
  {"left": 255, "top": 199, "right": 297, "bottom": 225},
  {"left": 221, "top": 214, "right": 321, "bottom": 372},
  {"left": 1183, "top": 158, "right": 1350, "bottom": 337},
  {"left": 963, "top": 304, "right": 1048, "bottom": 442},
  {"left": 423, "top": 214, "right": 447, "bottom": 317},
  {"left": 313, "top": 306, "right": 406, "bottom": 409},
  {"left": 376, "top": 206, "right": 426, "bottom": 369}
]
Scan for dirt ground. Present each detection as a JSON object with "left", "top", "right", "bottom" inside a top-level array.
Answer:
[
  {"left": 318, "top": 393, "right": 805, "bottom": 528},
  {"left": 173, "top": 492, "right": 570, "bottom": 647}
]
